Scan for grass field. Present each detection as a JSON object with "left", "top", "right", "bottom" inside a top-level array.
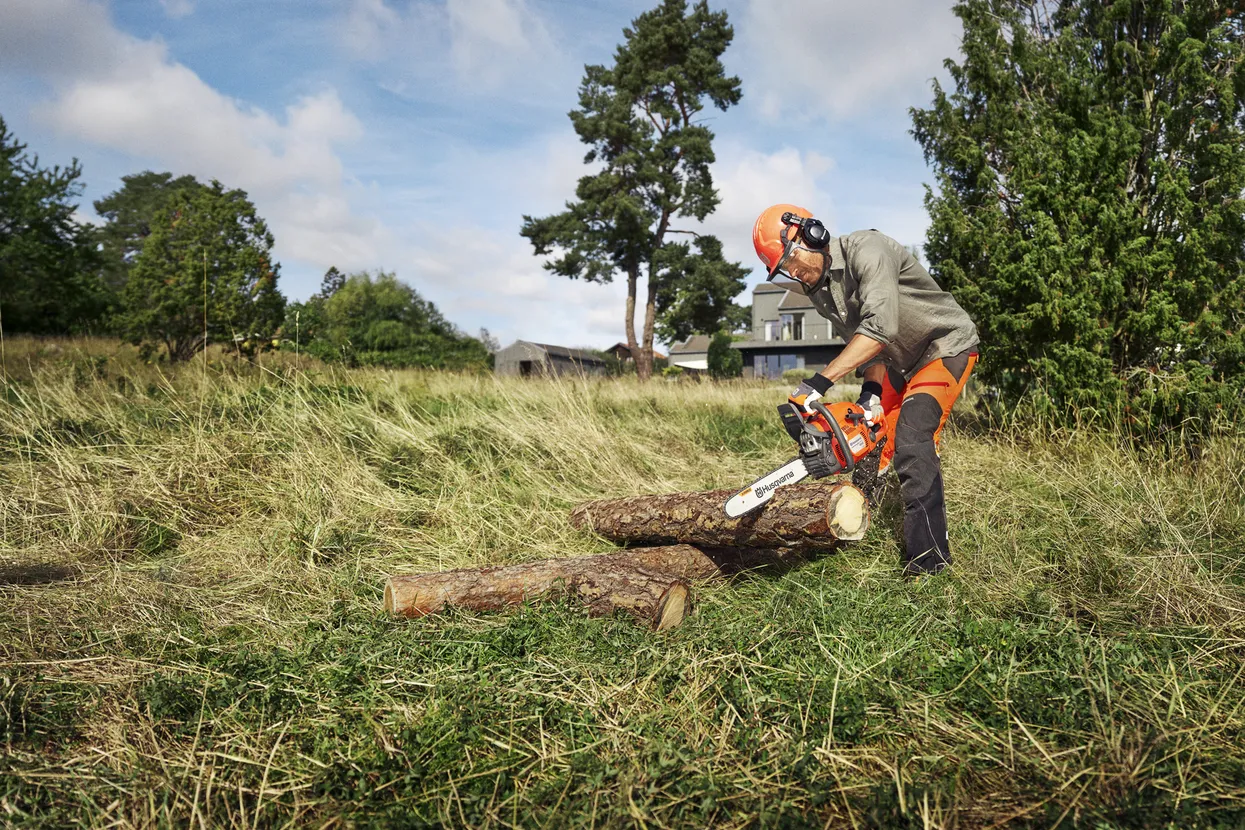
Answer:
[{"left": 1, "top": 337, "right": 1243, "bottom": 828}]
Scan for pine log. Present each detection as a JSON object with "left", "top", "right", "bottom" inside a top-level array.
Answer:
[
  {"left": 570, "top": 481, "right": 869, "bottom": 549},
  {"left": 384, "top": 546, "right": 704, "bottom": 630}
]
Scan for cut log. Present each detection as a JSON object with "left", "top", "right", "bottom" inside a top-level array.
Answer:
[
  {"left": 384, "top": 546, "right": 704, "bottom": 630},
  {"left": 570, "top": 481, "right": 869, "bottom": 549}
]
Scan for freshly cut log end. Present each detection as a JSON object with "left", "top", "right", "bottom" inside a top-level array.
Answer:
[
  {"left": 654, "top": 583, "right": 689, "bottom": 631},
  {"left": 827, "top": 484, "right": 868, "bottom": 541},
  {"left": 571, "top": 481, "right": 870, "bottom": 549}
]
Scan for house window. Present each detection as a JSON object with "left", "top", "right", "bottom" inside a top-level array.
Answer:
[
  {"left": 755, "top": 354, "right": 803, "bottom": 379},
  {"left": 780, "top": 313, "right": 803, "bottom": 341},
  {"left": 765, "top": 320, "right": 780, "bottom": 341}
]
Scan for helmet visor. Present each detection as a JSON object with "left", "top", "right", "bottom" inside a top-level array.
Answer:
[{"left": 766, "top": 242, "right": 827, "bottom": 296}]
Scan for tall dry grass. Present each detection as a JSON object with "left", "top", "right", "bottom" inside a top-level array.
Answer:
[{"left": 1, "top": 337, "right": 1243, "bottom": 828}]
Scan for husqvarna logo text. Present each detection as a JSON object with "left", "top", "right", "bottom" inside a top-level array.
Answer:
[{"left": 754, "top": 470, "right": 796, "bottom": 499}]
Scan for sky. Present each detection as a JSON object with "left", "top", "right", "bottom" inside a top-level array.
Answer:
[{"left": 0, "top": 0, "right": 965, "bottom": 350}]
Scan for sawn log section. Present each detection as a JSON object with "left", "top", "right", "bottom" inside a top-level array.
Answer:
[
  {"left": 385, "top": 545, "right": 712, "bottom": 631},
  {"left": 570, "top": 482, "right": 869, "bottom": 549},
  {"left": 383, "top": 544, "right": 813, "bottom": 630}
]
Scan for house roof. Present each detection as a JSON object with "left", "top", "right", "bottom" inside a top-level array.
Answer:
[
  {"left": 669, "top": 334, "right": 712, "bottom": 354},
  {"left": 606, "top": 342, "right": 666, "bottom": 360},
  {"left": 525, "top": 341, "right": 607, "bottom": 364},
  {"left": 753, "top": 282, "right": 786, "bottom": 294},
  {"left": 777, "top": 291, "right": 816, "bottom": 311}
]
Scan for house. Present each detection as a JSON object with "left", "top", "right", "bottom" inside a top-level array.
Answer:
[
  {"left": 667, "top": 334, "right": 711, "bottom": 372},
  {"left": 494, "top": 341, "right": 609, "bottom": 377},
  {"left": 604, "top": 342, "right": 667, "bottom": 363},
  {"left": 730, "top": 283, "right": 846, "bottom": 379}
]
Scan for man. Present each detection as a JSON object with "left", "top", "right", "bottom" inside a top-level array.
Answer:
[{"left": 752, "top": 203, "right": 980, "bottom": 576}]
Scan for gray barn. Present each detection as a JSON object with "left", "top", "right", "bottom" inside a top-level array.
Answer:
[{"left": 494, "top": 340, "right": 609, "bottom": 377}]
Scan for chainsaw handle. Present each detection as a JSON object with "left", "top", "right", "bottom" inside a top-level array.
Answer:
[{"left": 807, "top": 400, "right": 855, "bottom": 474}]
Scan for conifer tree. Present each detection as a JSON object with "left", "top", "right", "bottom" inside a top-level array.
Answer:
[
  {"left": 521, "top": 0, "right": 744, "bottom": 380},
  {"left": 0, "top": 116, "right": 106, "bottom": 333},
  {"left": 913, "top": 0, "right": 1245, "bottom": 430}
]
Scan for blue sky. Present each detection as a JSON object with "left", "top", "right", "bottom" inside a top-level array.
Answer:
[{"left": 1, "top": 0, "right": 964, "bottom": 349}]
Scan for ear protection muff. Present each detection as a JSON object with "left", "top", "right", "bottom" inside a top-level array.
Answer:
[{"left": 780, "top": 212, "right": 830, "bottom": 249}]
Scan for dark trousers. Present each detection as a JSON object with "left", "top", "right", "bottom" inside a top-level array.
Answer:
[{"left": 877, "top": 350, "right": 978, "bottom": 574}]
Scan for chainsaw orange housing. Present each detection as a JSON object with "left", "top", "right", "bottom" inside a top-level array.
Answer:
[{"left": 807, "top": 401, "right": 883, "bottom": 470}]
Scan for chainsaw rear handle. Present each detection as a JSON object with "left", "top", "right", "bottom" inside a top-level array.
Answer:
[
  {"left": 808, "top": 400, "right": 855, "bottom": 474},
  {"left": 777, "top": 401, "right": 855, "bottom": 476}
]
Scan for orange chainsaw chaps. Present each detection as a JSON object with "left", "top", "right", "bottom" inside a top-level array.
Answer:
[{"left": 876, "top": 352, "right": 979, "bottom": 467}]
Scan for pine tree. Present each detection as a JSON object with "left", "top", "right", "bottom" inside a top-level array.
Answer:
[
  {"left": 521, "top": 0, "right": 744, "bottom": 380},
  {"left": 913, "top": 0, "right": 1245, "bottom": 431},
  {"left": 0, "top": 115, "right": 106, "bottom": 334}
]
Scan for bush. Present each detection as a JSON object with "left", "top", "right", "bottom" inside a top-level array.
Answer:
[
  {"left": 707, "top": 331, "right": 742, "bottom": 380},
  {"left": 281, "top": 271, "right": 489, "bottom": 371},
  {"left": 781, "top": 368, "right": 806, "bottom": 384}
]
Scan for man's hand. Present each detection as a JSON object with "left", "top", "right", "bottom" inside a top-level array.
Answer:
[
  {"left": 856, "top": 380, "right": 884, "bottom": 428},
  {"left": 789, "top": 373, "right": 834, "bottom": 416}
]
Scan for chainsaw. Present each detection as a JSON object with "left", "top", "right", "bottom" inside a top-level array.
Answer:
[{"left": 723, "top": 399, "right": 889, "bottom": 519}]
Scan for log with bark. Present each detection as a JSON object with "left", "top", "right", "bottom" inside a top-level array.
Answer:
[
  {"left": 385, "top": 546, "right": 701, "bottom": 630},
  {"left": 383, "top": 544, "right": 813, "bottom": 630},
  {"left": 570, "top": 481, "right": 869, "bottom": 549}
]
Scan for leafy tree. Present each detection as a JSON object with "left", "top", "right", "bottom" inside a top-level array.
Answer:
[
  {"left": 521, "top": 0, "right": 744, "bottom": 381},
  {"left": 319, "top": 266, "right": 346, "bottom": 298},
  {"left": 285, "top": 271, "right": 489, "bottom": 369},
  {"left": 94, "top": 171, "right": 204, "bottom": 292},
  {"left": 119, "top": 180, "right": 284, "bottom": 362},
  {"left": 707, "top": 329, "right": 741, "bottom": 379},
  {"left": 0, "top": 115, "right": 107, "bottom": 334},
  {"left": 478, "top": 328, "right": 501, "bottom": 353},
  {"left": 654, "top": 235, "right": 750, "bottom": 342},
  {"left": 913, "top": 0, "right": 1245, "bottom": 431}
]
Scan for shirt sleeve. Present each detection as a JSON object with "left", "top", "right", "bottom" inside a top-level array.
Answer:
[{"left": 850, "top": 237, "right": 900, "bottom": 346}]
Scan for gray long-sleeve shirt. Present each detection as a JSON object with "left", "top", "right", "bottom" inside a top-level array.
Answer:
[{"left": 807, "top": 230, "right": 979, "bottom": 380}]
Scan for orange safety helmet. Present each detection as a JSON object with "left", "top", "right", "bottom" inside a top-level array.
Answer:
[{"left": 752, "top": 204, "right": 833, "bottom": 295}]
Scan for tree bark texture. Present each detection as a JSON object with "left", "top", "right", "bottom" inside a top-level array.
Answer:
[
  {"left": 382, "top": 543, "right": 822, "bottom": 630},
  {"left": 385, "top": 546, "right": 701, "bottom": 630},
  {"left": 570, "top": 482, "right": 869, "bottom": 549},
  {"left": 626, "top": 265, "right": 646, "bottom": 381}
]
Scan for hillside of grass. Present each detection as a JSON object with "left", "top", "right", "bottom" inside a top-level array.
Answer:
[{"left": 1, "top": 338, "right": 1243, "bottom": 828}]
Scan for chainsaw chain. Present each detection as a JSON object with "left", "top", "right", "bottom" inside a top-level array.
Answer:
[{"left": 851, "top": 435, "right": 889, "bottom": 504}]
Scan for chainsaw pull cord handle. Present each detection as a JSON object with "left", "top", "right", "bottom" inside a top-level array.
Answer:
[{"left": 805, "top": 400, "right": 856, "bottom": 474}]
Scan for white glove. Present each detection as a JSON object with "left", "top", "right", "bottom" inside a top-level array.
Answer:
[{"left": 856, "top": 381, "right": 884, "bottom": 428}]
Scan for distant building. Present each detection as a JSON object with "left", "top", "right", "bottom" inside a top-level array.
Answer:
[
  {"left": 731, "top": 284, "right": 845, "bottom": 379},
  {"left": 494, "top": 340, "right": 609, "bottom": 377},
  {"left": 667, "top": 334, "right": 711, "bottom": 372},
  {"left": 604, "top": 342, "right": 666, "bottom": 363}
]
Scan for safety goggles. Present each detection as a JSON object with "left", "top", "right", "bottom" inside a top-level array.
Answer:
[{"left": 766, "top": 234, "right": 829, "bottom": 296}]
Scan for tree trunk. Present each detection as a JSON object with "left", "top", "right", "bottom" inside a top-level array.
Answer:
[
  {"left": 384, "top": 546, "right": 701, "bottom": 630},
  {"left": 640, "top": 266, "right": 658, "bottom": 381},
  {"left": 625, "top": 263, "right": 643, "bottom": 380},
  {"left": 638, "top": 211, "right": 669, "bottom": 383},
  {"left": 570, "top": 482, "right": 869, "bottom": 549}
]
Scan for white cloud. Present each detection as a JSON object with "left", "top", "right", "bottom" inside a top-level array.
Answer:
[
  {"left": 692, "top": 143, "right": 838, "bottom": 284},
  {"left": 341, "top": 0, "right": 561, "bottom": 92},
  {"left": 159, "top": 0, "right": 194, "bottom": 19},
  {"left": 0, "top": 0, "right": 120, "bottom": 78},
  {"left": 3, "top": 0, "right": 378, "bottom": 311},
  {"left": 737, "top": 0, "right": 961, "bottom": 124}
]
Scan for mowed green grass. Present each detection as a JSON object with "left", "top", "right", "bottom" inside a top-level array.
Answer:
[{"left": 1, "top": 338, "right": 1243, "bottom": 829}]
